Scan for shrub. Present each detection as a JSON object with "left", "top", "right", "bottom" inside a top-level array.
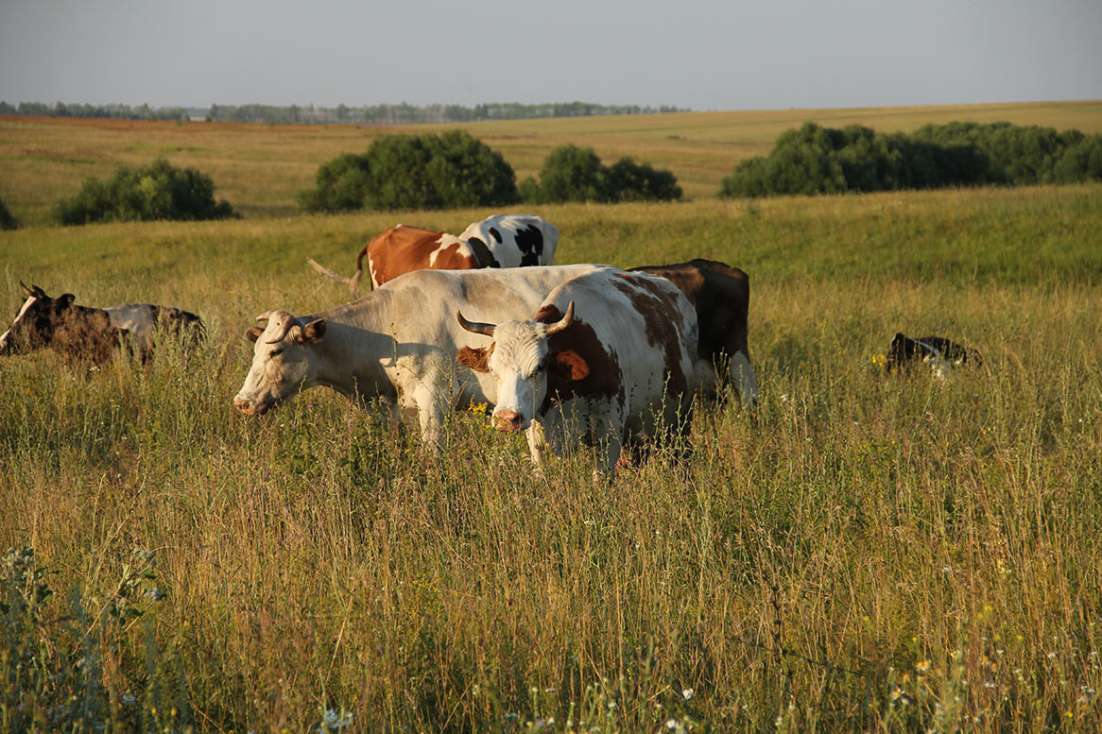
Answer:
[
  {"left": 300, "top": 130, "right": 518, "bottom": 212},
  {"left": 721, "top": 121, "right": 1102, "bottom": 198},
  {"left": 602, "top": 157, "right": 683, "bottom": 202},
  {"left": 54, "top": 159, "right": 235, "bottom": 225},
  {"left": 0, "top": 196, "right": 17, "bottom": 230},
  {"left": 524, "top": 145, "right": 682, "bottom": 204},
  {"left": 534, "top": 145, "right": 607, "bottom": 203}
]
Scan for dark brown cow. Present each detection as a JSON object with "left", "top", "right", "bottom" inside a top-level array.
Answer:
[
  {"left": 631, "top": 258, "right": 758, "bottom": 406},
  {"left": 0, "top": 283, "right": 204, "bottom": 364}
]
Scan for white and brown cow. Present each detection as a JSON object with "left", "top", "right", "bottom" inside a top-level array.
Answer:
[
  {"left": 233, "top": 264, "right": 600, "bottom": 447},
  {"left": 0, "top": 282, "right": 204, "bottom": 364},
  {"left": 308, "top": 214, "right": 558, "bottom": 291},
  {"left": 455, "top": 267, "right": 704, "bottom": 476}
]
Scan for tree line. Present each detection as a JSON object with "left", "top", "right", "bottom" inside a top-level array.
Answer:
[
  {"left": 0, "top": 100, "right": 686, "bottom": 125},
  {"left": 720, "top": 121, "right": 1102, "bottom": 198}
]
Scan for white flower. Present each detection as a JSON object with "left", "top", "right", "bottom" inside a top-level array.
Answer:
[
  {"left": 319, "top": 708, "right": 353, "bottom": 732},
  {"left": 681, "top": 687, "right": 694, "bottom": 700}
]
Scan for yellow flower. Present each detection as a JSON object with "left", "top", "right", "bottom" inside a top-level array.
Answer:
[
  {"left": 468, "top": 400, "right": 488, "bottom": 415},
  {"left": 871, "top": 353, "right": 887, "bottom": 368},
  {"left": 915, "top": 659, "right": 930, "bottom": 673}
]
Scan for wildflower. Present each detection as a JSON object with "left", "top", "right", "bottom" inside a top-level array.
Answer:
[
  {"left": 915, "top": 659, "right": 930, "bottom": 673},
  {"left": 681, "top": 688, "right": 694, "bottom": 700},
  {"left": 121, "top": 693, "right": 137, "bottom": 706},
  {"left": 468, "top": 400, "right": 488, "bottom": 415},
  {"left": 319, "top": 708, "right": 353, "bottom": 732},
  {"left": 666, "top": 718, "right": 687, "bottom": 733}
]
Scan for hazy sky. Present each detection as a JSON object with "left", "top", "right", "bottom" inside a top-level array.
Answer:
[{"left": 1, "top": 0, "right": 1099, "bottom": 110}]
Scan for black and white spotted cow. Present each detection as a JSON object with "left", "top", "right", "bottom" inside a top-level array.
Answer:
[{"left": 458, "top": 214, "right": 559, "bottom": 268}]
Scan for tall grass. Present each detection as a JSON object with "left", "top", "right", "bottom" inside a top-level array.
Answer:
[{"left": 1, "top": 186, "right": 1101, "bottom": 731}]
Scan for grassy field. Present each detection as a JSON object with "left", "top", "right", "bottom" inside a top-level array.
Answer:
[
  {"left": 2, "top": 105, "right": 1102, "bottom": 732},
  {"left": 2, "top": 99, "right": 1101, "bottom": 225}
]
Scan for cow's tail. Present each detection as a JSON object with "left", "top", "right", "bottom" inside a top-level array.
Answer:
[{"left": 308, "top": 257, "right": 359, "bottom": 290}]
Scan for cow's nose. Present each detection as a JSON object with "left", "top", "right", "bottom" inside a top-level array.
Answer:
[
  {"left": 233, "top": 397, "right": 255, "bottom": 415},
  {"left": 493, "top": 410, "right": 524, "bottom": 432}
]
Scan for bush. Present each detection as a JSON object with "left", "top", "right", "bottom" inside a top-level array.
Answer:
[
  {"left": 524, "top": 145, "right": 682, "bottom": 204},
  {"left": 300, "top": 130, "right": 518, "bottom": 212},
  {"left": 0, "top": 196, "right": 17, "bottom": 230},
  {"left": 55, "top": 159, "right": 235, "bottom": 225},
  {"left": 721, "top": 121, "right": 1102, "bottom": 198}
]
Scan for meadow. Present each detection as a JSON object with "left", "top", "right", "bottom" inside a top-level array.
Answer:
[
  {"left": 2, "top": 99, "right": 1102, "bottom": 224},
  {"left": 1, "top": 103, "right": 1102, "bottom": 732}
]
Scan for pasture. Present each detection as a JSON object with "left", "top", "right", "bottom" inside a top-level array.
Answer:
[
  {"left": 1, "top": 105, "right": 1102, "bottom": 732},
  {"left": 3, "top": 99, "right": 1102, "bottom": 225}
]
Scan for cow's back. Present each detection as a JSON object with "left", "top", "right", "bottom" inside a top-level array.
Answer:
[{"left": 366, "top": 226, "right": 486, "bottom": 288}]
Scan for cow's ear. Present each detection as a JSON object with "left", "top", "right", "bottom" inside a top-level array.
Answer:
[
  {"left": 457, "top": 345, "right": 492, "bottom": 372},
  {"left": 298, "top": 319, "right": 326, "bottom": 344},
  {"left": 554, "top": 350, "right": 590, "bottom": 381},
  {"left": 245, "top": 326, "right": 264, "bottom": 342},
  {"left": 57, "top": 293, "right": 76, "bottom": 309}
]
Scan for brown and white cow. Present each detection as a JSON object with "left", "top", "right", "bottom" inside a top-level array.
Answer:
[
  {"left": 0, "top": 282, "right": 204, "bottom": 364},
  {"left": 308, "top": 214, "right": 559, "bottom": 291},
  {"left": 455, "top": 267, "right": 704, "bottom": 476},
  {"left": 233, "top": 265, "right": 601, "bottom": 447},
  {"left": 632, "top": 259, "right": 758, "bottom": 407}
]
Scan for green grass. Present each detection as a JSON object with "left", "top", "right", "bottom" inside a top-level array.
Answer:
[
  {"left": 2, "top": 179, "right": 1101, "bottom": 731},
  {"left": 2, "top": 99, "right": 1101, "bottom": 225}
]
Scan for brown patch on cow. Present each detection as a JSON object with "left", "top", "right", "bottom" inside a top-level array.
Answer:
[
  {"left": 612, "top": 279, "right": 688, "bottom": 396},
  {"left": 430, "top": 242, "right": 479, "bottom": 271},
  {"left": 15, "top": 296, "right": 131, "bottom": 364},
  {"left": 532, "top": 304, "right": 563, "bottom": 324},
  {"left": 541, "top": 318, "right": 623, "bottom": 415},
  {"left": 632, "top": 259, "right": 750, "bottom": 365},
  {"left": 367, "top": 227, "right": 484, "bottom": 286},
  {"left": 457, "top": 343, "right": 494, "bottom": 373}
]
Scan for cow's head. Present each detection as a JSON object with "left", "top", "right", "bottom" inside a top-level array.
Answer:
[
  {"left": 0, "top": 282, "right": 77, "bottom": 356},
  {"left": 233, "top": 310, "right": 327, "bottom": 416},
  {"left": 455, "top": 302, "right": 589, "bottom": 432}
]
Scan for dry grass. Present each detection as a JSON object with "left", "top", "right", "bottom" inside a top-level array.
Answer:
[
  {"left": 2, "top": 99, "right": 1101, "bottom": 224},
  {"left": 1, "top": 181, "right": 1101, "bottom": 731}
]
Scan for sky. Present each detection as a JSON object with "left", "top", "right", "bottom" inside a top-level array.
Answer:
[{"left": 1, "top": 0, "right": 1100, "bottom": 110}]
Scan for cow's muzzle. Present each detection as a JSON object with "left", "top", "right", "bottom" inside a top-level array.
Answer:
[
  {"left": 493, "top": 410, "right": 528, "bottom": 432},
  {"left": 234, "top": 396, "right": 272, "bottom": 416}
]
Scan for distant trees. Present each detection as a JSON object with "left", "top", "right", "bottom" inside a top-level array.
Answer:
[
  {"left": 522, "top": 145, "right": 682, "bottom": 204},
  {"left": 0, "top": 197, "right": 17, "bottom": 230},
  {"left": 0, "top": 100, "right": 189, "bottom": 121},
  {"left": 55, "top": 159, "right": 236, "bottom": 225},
  {"left": 720, "top": 121, "right": 1102, "bottom": 198},
  {"left": 300, "top": 131, "right": 519, "bottom": 212}
]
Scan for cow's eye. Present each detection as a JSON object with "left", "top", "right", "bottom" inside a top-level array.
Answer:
[{"left": 270, "top": 347, "right": 285, "bottom": 357}]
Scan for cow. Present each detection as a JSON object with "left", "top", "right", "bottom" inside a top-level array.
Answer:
[
  {"left": 307, "top": 214, "right": 559, "bottom": 291},
  {"left": 884, "top": 333, "right": 982, "bottom": 378},
  {"left": 233, "top": 264, "right": 601, "bottom": 447},
  {"left": 454, "top": 267, "right": 706, "bottom": 476},
  {"left": 0, "top": 282, "right": 205, "bottom": 364},
  {"left": 631, "top": 259, "right": 758, "bottom": 407}
]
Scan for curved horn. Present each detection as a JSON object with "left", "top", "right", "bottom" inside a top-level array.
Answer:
[
  {"left": 265, "top": 316, "right": 301, "bottom": 344},
  {"left": 456, "top": 310, "right": 495, "bottom": 337},
  {"left": 544, "top": 301, "right": 575, "bottom": 336},
  {"left": 19, "top": 280, "right": 33, "bottom": 296}
]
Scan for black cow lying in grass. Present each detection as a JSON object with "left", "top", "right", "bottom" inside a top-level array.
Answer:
[
  {"left": 0, "top": 282, "right": 204, "bottom": 365},
  {"left": 882, "top": 332, "right": 982, "bottom": 377}
]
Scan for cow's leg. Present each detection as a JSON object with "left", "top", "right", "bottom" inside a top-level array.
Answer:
[
  {"left": 589, "top": 401, "right": 623, "bottom": 479},
  {"left": 731, "top": 351, "right": 759, "bottom": 408},
  {"left": 411, "top": 384, "right": 447, "bottom": 452}
]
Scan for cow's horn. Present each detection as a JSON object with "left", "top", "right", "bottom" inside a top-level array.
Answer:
[
  {"left": 19, "top": 280, "right": 34, "bottom": 297},
  {"left": 544, "top": 301, "right": 575, "bottom": 336},
  {"left": 456, "top": 310, "right": 495, "bottom": 337}
]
